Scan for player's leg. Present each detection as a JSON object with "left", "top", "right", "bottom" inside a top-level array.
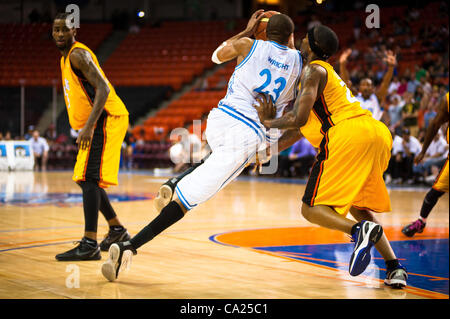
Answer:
[
  {"left": 101, "top": 110, "right": 260, "bottom": 281},
  {"left": 55, "top": 114, "right": 109, "bottom": 261},
  {"left": 98, "top": 187, "right": 131, "bottom": 251},
  {"left": 301, "top": 117, "right": 389, "bottom": 277},
  {"left": 402, "top": 159, "right": 449, "bottom": 237},
  {"left": 96, "top": 115, "right": 132, "bottom": 250},
  {"left": 349, "top": 207, "right": 407, "bottom": 288},
  {"left": 402, "top": 158, "right": 448, "bottom": 237}
]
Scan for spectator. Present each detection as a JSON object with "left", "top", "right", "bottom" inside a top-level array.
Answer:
[
  {"left": 413, "top": 131, "right": 448, "bottom": 183},
  {"left": 28, "top": 129, "right": 49, "bottom": 172},
  {"left": 44, "top": 124, "right": 57, "bottom": 143},
  {"left": 388, "top": 128, "right": 422, "bottom": 184},
  {"left": 387, "top": 94, "right": 404, "bottom": 135},
  {"left": 388, "top": 76, "right": 400, "bottom": 94},
  {"left": 3, "top": 131, "right": 12, "bottom": 141},
  {"left": 288, "top": 137, "right": 316, "bottom": 178},
  {"left": 24, "top": 125, "right": 34, "bottom": 140},
  {"left": 276, "top": 145, "right": 293, "bottom": 177},
  {"left": 401, "top": 92, "right": 419, "bottom": 136}
]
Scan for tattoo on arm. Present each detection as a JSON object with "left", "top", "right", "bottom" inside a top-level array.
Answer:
[
  {"left": 70, "top": 49, "right": 110, "bottom": 128},
  {"left": 265, "top": 65, "right": 322, "bottom": 129}
]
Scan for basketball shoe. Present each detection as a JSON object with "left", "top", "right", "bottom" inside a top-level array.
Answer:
[
  {"left": 349, "top": 220, "right": 383, "bottom": 276},
  {"left": 401, "top": 219, "right": 426, "bottom": 237},
  {"left": 154, "top": 178, "right": 177, "bottom": 213},
  {"left": 99, "top": 227, "right": 131, "bottom": 251},
  {"left": 384, "top": 264, "right": 408, "bottom": 288},
  {"left": 101, "top": 241, "right": 137, "bottom": 281},
  {"left": 55, "top": 237, "right": 101, "bottom": 261}
]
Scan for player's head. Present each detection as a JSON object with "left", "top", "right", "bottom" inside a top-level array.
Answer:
[
  {"left": 359, "top": 78, "right": 374, "bottom": 99},
  {"left": 301, "top": 25, "right": 339, "bottom": 61},
  {"left": 52, "top": 12, "right": 76, "bottom": 51},
  {"left": 266, "top": 14, "right": 295, "bottom": 45}
]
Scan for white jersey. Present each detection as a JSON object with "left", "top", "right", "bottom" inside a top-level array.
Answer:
[
  {"left": 218, "top": 40, "right": 302, "bottom": 143},
  {"left": 356, "top": 93, "right": 383, "bottom": 121}
]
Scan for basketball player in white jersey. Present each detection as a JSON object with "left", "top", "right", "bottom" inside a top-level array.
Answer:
[
  {"left": 339, "top": 48, "right": 397, "bottom": 121},
  {"left": 101, "top": 11, "right": 303, "bottom": 281}
]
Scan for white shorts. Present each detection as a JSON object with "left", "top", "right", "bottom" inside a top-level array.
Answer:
[{"left": 175, "top": 107, "right": 263, "bottom": 210}]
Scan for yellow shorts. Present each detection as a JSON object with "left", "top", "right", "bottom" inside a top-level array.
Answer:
[
  {"left": 73, "top": 112, "right": 128, "bottom": 188},
  {"left": 432, "top": 157, "right": 449, "bottom": 193},
  {"left": 302, "top": 115, "right": 392, "bottom": 215}
]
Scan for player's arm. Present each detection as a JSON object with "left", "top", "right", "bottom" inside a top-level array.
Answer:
[
  {"left": 376, "top": 50, "right": 396, "bottom": 103},
  {"left": 255, "top": 64, "right": 324, "bottom": 130},
  {"left": 276, "top": 129, "right": 303, "bottom": 152},
  {"left": 338, "top": 48, "right": 352, "bottom": 87},
  {"left": 415, "top": 95, "right": 449, "bottom": 164},
  {"left": 212, "top": 9, "right": 264, "bottom": 65},
  {"left": 69, "top": 48, "right": 111, "bottom": 150}
]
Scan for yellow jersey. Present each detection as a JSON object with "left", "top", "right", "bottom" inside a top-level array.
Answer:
[
  {"left": 300, "top": 60, "right": 370, "bottom": 147},
  {"left": 60, "top": 41, "right": 128, "bottom": 130}
]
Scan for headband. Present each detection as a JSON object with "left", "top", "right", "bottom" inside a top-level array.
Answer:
[{"left": 307, "top": 27, "right": 330, "bottom": 60}]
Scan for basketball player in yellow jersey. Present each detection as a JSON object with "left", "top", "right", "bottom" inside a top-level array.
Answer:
[
  {"left": 255, "top": 25, "right": 407, "bottom": 288},
  {"left": 402, "top": 92, "right": 449, "bottom": 237},
  {"left": 52, "top": 13, "right": 131, "bottom": 261}
]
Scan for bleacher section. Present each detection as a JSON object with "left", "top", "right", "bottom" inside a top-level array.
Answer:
[{"left": 0, "top": 23, "right": 113, "bottom": 87}]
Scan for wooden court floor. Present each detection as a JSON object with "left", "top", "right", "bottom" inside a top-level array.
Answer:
[{"left": 0, "top": 171, "right": 448, "bottom": 299}]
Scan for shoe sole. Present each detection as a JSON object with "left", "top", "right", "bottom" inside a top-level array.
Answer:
[
  {"left": 154, "top": 184, "right": 173, "bottom": 213},
  {"left": 101, "top": 244, "right": 132, "bottom": 282},
  {"left": 55, "top": 249, "right": 101, "bottom": 261},
  {"left": 349, "top": 223, "right": 383, "bottom": 276},
  {"left": 384, "top": 278, "right": 407, "bottom": 289}
]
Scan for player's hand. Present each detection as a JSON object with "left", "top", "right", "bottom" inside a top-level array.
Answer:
[
  {"left": 245, "top": 9, "right": 265, "bottom": 34},
  {"left": 339, "top": 48, "right": 352, "bottom": 64},
  {"left": 254, "top": 93, "right": 276, "bottom": 124},
  {"left": 414, "top": 151, "right": 425, "bottom": 165},
  {"left": 384, "top": 50, "right": 397, "bottom": 67},
  {"left": 76, "top": 125, "right": 94, "bottom": 151}
]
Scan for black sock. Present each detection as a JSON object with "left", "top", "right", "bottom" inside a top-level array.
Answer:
[
  {"left": 79, "top": 181, "right": 100, "bottom": 233},
  {"left": 420, "top": 188, "right": 444, "bottom": 219},
  {"left": 130, "top": 201, "right": 185, "bottom": 250},
  {"left": 110, "top": 225, "right": 124, "bottom": 232},
  {"left": 99, "top": 188, "right": 118, "bottom": 221},
  {"left": 83, "top": 236, "right": 97, "bottom": 247},
  {"left": 386, "top": 259, "right": 399, "bottom": 270}
]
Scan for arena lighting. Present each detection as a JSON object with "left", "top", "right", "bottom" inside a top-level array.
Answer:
[
  {"left": 316, "top": 0, "right": 324, "bottom": 4},
  {"left": 138, "top": 11, "right": 145, "bottom": 18}
]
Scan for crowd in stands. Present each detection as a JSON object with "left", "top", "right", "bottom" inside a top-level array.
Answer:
[{"left": 1, "top": 2, "right": 448, "bottom": 186}]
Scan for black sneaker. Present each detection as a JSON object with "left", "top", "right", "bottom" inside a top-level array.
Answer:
[
  {"left": 55, "top": 237, "right": 101, "bottom": 261},
  {"left": 99, "top": 227, "right": 131, "bottom": 252},
  {"left": 101, "top": 241, "right": 137, "bottom": 282},
  {"left": 402, "top": 219, "right": 426, "bottom": 237},
  {"left": 154, "top": 178, "right": 177, "bottom": 213}
]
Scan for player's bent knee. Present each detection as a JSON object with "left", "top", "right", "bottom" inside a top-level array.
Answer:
[{"left": 300, "top": 202, "right": 314, "bottom": 221}]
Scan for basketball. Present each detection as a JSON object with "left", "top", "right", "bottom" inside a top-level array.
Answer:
[{"left": 254, "top": 11, "right": 280, "bottom": 41}]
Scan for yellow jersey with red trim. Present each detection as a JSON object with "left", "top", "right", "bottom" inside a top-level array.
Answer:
[
  {"left": 60, "top": 41, "right": 128, "bottom": 130},
  {"left": 300, "top": 60, "right": 370, "bottom": 147}
]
